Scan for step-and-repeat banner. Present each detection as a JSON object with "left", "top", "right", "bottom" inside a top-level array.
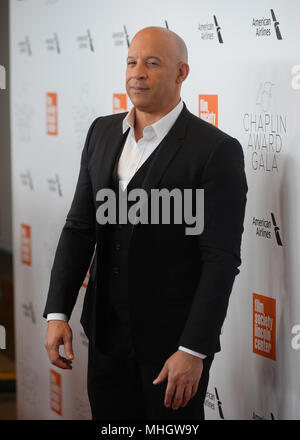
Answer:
[{"left": 9, "top": 0, "right": 300, "bottom": 419}]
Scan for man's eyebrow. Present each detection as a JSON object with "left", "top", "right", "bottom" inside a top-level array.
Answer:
[{"left": 127, "top": 56, "right": 162, "bottom": 62}]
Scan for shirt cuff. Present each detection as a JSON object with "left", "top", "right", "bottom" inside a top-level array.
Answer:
[
  {"left": 47, "top": 313, "right": 69, "bottom": 322},
  {"left": 178, "top": 346, "right": 207, "bottom": 359}
]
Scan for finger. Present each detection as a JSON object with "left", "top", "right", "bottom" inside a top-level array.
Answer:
[
  {"left": 153, "top": 364, "right": 168, "bottom": 385},
  {"left": 48, "top": 343, "right": 72, "bottom": 369},
  {"left": 64, "top": 338, "right": 74, "bottom": 360},
  {"left": 171, "top": 383, "right": 185, "bottom": 410},
  {"left": 52, "top": 356, "right": 73, "bottom": 370},
  {"left": 181, "top": 384, "right": 192, "bottom": 407},
  {"left": 164, "top": 380, "right": 176, "bottom": 408},
  {"left": 191, "top": 381, "right": 199, "bottom": 399},
  {"left": 48, "top": 344, "right": 60, "bottom": 364}
]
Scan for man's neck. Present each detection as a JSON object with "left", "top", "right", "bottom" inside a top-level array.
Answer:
[{"left": 134, "top": 98, "right": 181, "bottom": 142}]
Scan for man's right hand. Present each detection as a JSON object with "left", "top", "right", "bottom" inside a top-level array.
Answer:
[{"left": 44, "top": 320, "right": 74, "bottom": 370}]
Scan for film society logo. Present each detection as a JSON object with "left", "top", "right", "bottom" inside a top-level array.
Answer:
[
  {"left": 21, "top": 223, "right": 32, "bottom": 266},
  {"left": 113, "top": 93, "right": 127, "bottom": 114},
  {"left": 198, "top": 95, "right": 218, "bottom": 128},
  {"left": 198, "top": 15, "right": 224, "bottom": 43},
  {"left": 50, "top": 369, "right": 62, "bottom": 416},
  {"left": 204, "top": 387, "right": 224, "bottom": 419},
  {"left": 253, "top": 293, "right": 276, "bottom": 360},
  {"left": 252, "top": 9, "right": 283, "bottom": 39},
  {"left": 252, "top": 212, "right": 283, "bottom": 245},
  {"left": 46, "top": 92, "right": 58, "bottom": 135},
  {"left": 243, "top": 82, "right": 287, "bottom": 172}
]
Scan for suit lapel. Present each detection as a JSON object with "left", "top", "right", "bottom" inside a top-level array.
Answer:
[
  {"left": 129, "top": 102, "right": 192, "bottom": 229},
  {"left": 96, "top": 114, "right": 130, "bottom": 192},
  {"left": 139, "top": 102, "right": 192, "bottom": 196},
  {"left": 96, "top": 102, "right": 192, "bottom": 229}
]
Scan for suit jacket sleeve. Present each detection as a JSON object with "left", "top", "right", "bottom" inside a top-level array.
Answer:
[
  {"left": 42, "top": 117, "right": 101, "bottom": 319},
  {"left": 178, "top": 136, "right": 248, "bottom": 356}
]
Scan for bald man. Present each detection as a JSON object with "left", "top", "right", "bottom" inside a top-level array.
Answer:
[{"left": 43, "top": 26, "right": 247, "bottom": 420}]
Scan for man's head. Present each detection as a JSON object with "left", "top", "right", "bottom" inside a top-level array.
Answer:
[{"left": 126, "top": 26, "right": 189, "bottom": 114}]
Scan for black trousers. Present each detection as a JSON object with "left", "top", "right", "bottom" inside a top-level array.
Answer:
[{"left": 87, "top": 309, "right": 214, "bottom": 420}]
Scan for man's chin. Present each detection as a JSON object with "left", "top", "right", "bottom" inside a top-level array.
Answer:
[{"left": 129, "top": 95, "right": 152, "bottom": 111}]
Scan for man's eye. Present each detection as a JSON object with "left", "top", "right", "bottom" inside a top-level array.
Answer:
[
  {"left": 148, "top": 62, "right": 157, "bottom": 65},
  {"left": 127, "top": 61, "right": 136, "bottom": 65}
]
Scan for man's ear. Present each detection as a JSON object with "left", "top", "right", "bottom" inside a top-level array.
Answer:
[{"left": 176, "top": 62, "right": 189, "bottom": 84}]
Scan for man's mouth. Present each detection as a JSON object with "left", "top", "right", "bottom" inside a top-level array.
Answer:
[{"left": 131, "top": 86, "right": 149, "bottom": 93}]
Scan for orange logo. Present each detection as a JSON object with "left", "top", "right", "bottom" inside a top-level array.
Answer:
[
  {"left": 253, "top": 293, "right": 276, "bottom": 360},
  {"left": 113, "top": 93, "right": 127, "bottom": 113},
  {"left": 21, "top": 224, "right": 31, "bottom": 266},
  {"left": 50, "top": 369, "right": 62, "bottom": 415},
  {"left": 46, "top": 92, "right": 58, "bottom": 135},
  {"left": 199, "top": 95, "right": 218, "bottom": 127}
]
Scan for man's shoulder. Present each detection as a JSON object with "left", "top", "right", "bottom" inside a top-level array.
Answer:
[
  {"left": 187, "top": 112, "right": 233, "bottom": 146},
  {"left": 93, "top": 111, "right": 128, "bottom": 130}
]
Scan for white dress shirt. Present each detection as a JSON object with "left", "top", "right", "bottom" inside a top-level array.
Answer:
[{"left": 47, "top": 98, "right": 206, "bottom": 360}]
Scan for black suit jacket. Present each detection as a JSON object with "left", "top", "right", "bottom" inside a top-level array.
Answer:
[{"left": 43, "top": 102, "right": 248, "bottom": 364}]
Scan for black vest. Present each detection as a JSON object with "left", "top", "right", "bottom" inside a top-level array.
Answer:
[{"left": 102, "top": 137, "right": 160, "bottom": 357}]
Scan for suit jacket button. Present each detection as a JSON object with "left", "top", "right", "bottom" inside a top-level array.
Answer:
[{"left": 116, "top": 243, "right": 121, "bottom": 251}]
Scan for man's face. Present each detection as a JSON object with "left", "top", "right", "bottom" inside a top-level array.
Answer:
[{"left": 126, "top": 32, "right": 179, "bottom": 112}]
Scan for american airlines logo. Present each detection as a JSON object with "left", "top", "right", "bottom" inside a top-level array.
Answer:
[
  {"left": 252, "top": 212, "right": 283, "bottom": 246},
  {"left": 76, "top": 29, "right": 94, "bottom": 51},
  {"left": 112, "top": 25, "right": 130, "bottom": 47},
  {"left": 214, "top": 387, "right": 224, "bottom": 419},
  {"left": 47, "top": 174, "right": 63, "bottom": 197},
  {"left": 18, "top": 36, "right": 32, "bottom": 55},
  {"left": 45, "top": 33, "right": 61, "bottom": 53},
  {"left": 213, "top": 15, "right": 223, "bottom": 43},
  {"left": 197, "top": 15, "right": 223, "bottom": 44},
  {"left": 20, "top": 170, "right": 34, "bottom": 190},
  {"left": 270, "top": 9, "right": 283, "bottom": 40},
  {"left": 252, "top": 9, "right": 283, "bottom": 40}
]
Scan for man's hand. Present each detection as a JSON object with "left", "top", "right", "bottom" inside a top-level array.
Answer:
[
  {"left": 44, "top": 320, "right": 74, "bottom": 370},
  {"left": 153, "top": 350, "right": 203, "bottom": 410}
]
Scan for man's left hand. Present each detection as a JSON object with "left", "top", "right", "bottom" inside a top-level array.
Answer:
[{"left": 152, "top": 350, "right": 203, "bottom": 410}]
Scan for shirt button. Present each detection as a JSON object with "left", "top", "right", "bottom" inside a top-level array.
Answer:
[{"left": 115, "top": 243, "right": 121, "bottom": 251}]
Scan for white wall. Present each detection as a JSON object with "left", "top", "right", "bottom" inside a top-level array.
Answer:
[{"left": 10, "top": 0, "right": 300, "bottom": 420}]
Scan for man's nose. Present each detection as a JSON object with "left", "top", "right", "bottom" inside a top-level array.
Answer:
[{"left": 130, "top": 62, "right": 147, "bottom": 79}]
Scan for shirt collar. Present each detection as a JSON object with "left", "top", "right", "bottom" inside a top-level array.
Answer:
[{"left": 122, "top": 98, "right": 184, "bottom": 140}]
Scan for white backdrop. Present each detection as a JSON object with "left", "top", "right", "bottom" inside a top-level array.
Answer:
[{"left": 9, "top": 0, "right": 300, "bottom": 419}]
